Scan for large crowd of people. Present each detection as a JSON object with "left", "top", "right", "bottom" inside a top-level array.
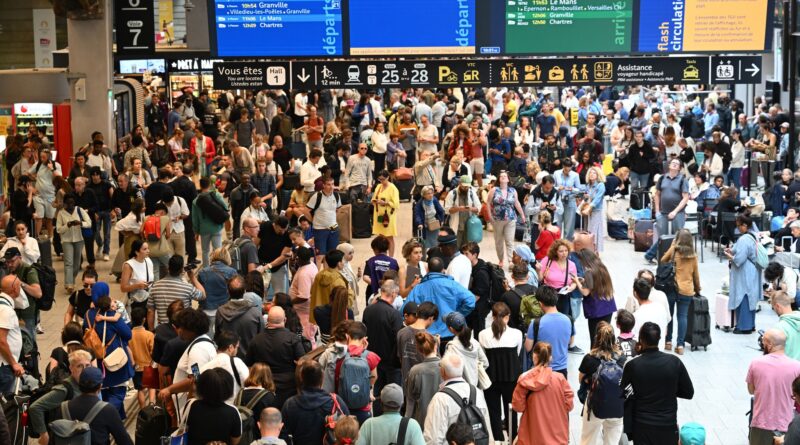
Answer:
[{"left": 0, "top": 84, "right": 799, "bottom": 445}]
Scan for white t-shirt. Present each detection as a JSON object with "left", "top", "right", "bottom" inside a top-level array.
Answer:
[
  {"left": 0, "top": 294, "right": 22, "bottom": 366},
  {"left": 306, "top": 192, "right": 341, "bottom": 230},
  {"left": 266, "top": 162, "right": 283, "bottom": 178},
  {"left": 294, "top": 93, "right": 308, "bottom": 117},
  {"left": 447, "top": 253, "right": 472, "bottom": 290},
  {"left": 164, "top": 197, "right": 190, "bottom": 234},
  {"left": 174, "top": 335, "right": 217, "bottom": 418},
  {"left": 632, "top": 302, "right": 672, "bottom": 349},
  {"left": 200, "top": 352, "right": 250, "bottom": 404},
  {"left": 418, "top": 124, "right": 438, "bottom": 154}
]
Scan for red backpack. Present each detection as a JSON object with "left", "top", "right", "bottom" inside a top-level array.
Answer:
[{"left": 142, "top": 216, "right": 162, "bottom": 243}]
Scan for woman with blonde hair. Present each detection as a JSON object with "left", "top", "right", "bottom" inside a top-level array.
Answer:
[
  {"left": 582, "top": 166, "right": 606, "bottom": 252},
  {"left": 513, "top": 341, "right": 574, "bottom": 445},
  {"left": 197, "top": 243, "right": 239, "bottom": 335},
  {"left": 660, "top": 228, "right": 700, "bottom": 354},
  {"left": 334, "top": 415, "right": 360, "bottom": 444},
  {"left": 238, "top": 362, "right": 278, "bottom": 440},
  {"left": 578, "top": 322, "right": 626, "bottom": 445}
]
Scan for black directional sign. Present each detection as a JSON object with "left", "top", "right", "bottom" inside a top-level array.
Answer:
[
  {"left": 115, "top": 0, "right": 155, "bottom": 55},
  {"left": 212, "top": 62, "right": 290, "bottom": 90},
  {"left": 710, "top": 56, "right": 763, "bottom": 84}
]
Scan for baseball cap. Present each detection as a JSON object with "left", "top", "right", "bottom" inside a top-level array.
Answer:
[
  {"left": 79, "top": 366, "right": 103, "bottom": 389},
  {"left": 380, "top": 383, "right": 404, "bottom": 410},
  {"left": 679, "top": 422, "right": 706, "bottom": 445},
  {"left": 444, "top": 312, "right": 466, "bottom": 331},
  {"left": 3, "top": 247, "right": 21, "bottom": 260},
  {"left": 459, "top": 175, "right": 471, "bottom": 185}
]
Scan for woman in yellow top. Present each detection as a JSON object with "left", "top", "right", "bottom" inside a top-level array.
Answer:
[{"left": 372, "top": 169, "right": 400, "bottom": 256}]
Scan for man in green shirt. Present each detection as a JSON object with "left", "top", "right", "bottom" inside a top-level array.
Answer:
[
  {"left": 5, "top": 247, "right": 42, "bottom": 338},
  {"left": 356, "top": 384, "right": 424, "bottom": 445},
  {"left": 29, "top": 349, "right": 91, "bottom": 445}
]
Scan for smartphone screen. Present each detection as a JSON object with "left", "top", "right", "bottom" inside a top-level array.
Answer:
[{"left": 191, "top": 363, "right": 200, "bottom": 380}]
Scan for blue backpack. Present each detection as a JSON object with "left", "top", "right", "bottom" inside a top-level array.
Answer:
[
  {"left": 338, "top": 350, "right": 371, "bottom": 410},
  {"left": 587, "top": 357, "right": 625, "bottom": 419}
]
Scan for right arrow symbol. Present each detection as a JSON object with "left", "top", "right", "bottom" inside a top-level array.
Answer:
[
  {"left": 745, "top": 63, "right": 760, "bottom": 77},
  {"left": 297, "top": 67, "right": 310, "bottom": 83}
]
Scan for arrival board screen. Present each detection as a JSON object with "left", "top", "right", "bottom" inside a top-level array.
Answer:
[{"left": 210, "top": 0, "right": 772, "bottom": 57}]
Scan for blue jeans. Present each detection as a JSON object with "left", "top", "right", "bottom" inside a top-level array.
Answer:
[
  {"left": 315, "top": 228, "right": 340, "bottom": 256},
  {"left": 727, "top": 167, "right": 742, "bottom": 189},
  {"left": 102, "top": 386, "right": 127, "bottom": 420},
  {"left": 94, "top": 210, "right": 112, "bottom": 255},
  {"left": 629, "top": 172, "right": 650, "bottom": 190},
  {"left": 561, "top": 199, "right": 577, "bottom": 241},
  {"left": 0, "top": 365, "right": 14, "bottom": 394},
  {"left": 200, "top": 232, "right": 223, "bottom": 267},
  {"left": 666, "top": 292, "right": 693, "bottom": 346},
  {"left": 422, "top": 227, "right": 438, "bottom": 250},
  {"left": 645, "top": 211, "right": 686, "bottom": 260}
]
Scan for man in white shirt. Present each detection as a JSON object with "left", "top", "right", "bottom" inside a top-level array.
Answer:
[
  {"left": 293, "top": 91, "right": 308, "bottom": 127},
  {"left": 158, "top": 308, "right": 217, "bottom": 419},
  {"left": 631, "top": 278, "right": 671, "bottom": 349},
  {"left": 0, "top": 275, "right": 23, "bottom": 394},
  {"left": 300, "top": 149, "right": 324, "bottom": 194},
  {"left": 446, "top": 247, "right": 472, "bottom": 290},
  {"left": 160, "top": 190, "right": 190, "bottom": 258},
  {"left": 305, "top": 177, "right": 342, "bottom": 263},
  {"left": 200, "top": 330, "right": 249, "bottom": 404},
  {"left": 417, "top": 115, "right": 439, "bottom": 156}
]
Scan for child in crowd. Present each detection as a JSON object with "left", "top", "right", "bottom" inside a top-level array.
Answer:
[
  {"left": 129, "top": 306, "right": 155, "bottom": 408},
  {"left": 288, "top": 227, "right": 311, "bottom": 276},
  {"left": 616, "top": 308, "right": 637, "bottom": 358},
  {"left": 297, "top": 215, "right": 315, "bottom": 247},
  {"left": 403, "top": 301, "right": 418, "bottom": 327}
]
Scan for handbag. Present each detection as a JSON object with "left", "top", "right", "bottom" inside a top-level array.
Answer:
[
  {"left": 77, "top": 208, "right": 93, "bottom": 238},
  {"left": 476, "top": 359, "right": 492, "bottom": 390},
  {"left": 102, "top": 320, "right": 129, "bottom": 372},
  {"left": 427, "top": 219, "right": 441, "bottom": 232},
  {"left": 382, "top": 209, "right": 390, "bottom": 228},
  {"left": 164, "top": 398, "right": 195, "bottom": 445}
]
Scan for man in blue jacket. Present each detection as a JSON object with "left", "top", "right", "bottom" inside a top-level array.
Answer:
[{"left": 404, "top": 256, "right": 475, "bottom": 353}]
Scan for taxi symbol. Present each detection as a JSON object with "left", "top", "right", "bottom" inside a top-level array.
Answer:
[{"left": 683, "top": 65, "right": 700, "bottom": 80}]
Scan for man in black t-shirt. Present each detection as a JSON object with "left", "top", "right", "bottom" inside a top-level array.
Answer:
[
  {"left": 500, "top": 263, "right": 535, "bottom": 332},
  {"left": 63, "top": 269, "right": 98, "bottom": 325},
  {"left": 258, "top": 216, "right": 292, "bottom": 295}
]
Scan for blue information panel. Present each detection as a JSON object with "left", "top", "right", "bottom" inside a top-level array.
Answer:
[
  {"left": 213, "top": 0, "right": 343, "bottom": 57},
  {"left": 348, "top": 0, "right": 475, "bottom": 55}
]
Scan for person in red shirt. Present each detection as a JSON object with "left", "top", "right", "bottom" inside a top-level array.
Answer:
[
  {"left": 535, "top": 211, "right": 561, "bottom": 260},
  {"left": 334, "top": 321, "right": 380, "bottom": 425}
]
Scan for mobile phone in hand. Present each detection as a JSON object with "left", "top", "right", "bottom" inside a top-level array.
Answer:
[{"left": 191, "top": 363, "right": 200, "bottom": 380}]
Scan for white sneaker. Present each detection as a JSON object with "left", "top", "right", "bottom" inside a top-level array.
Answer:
[
  {"left": 36, "top": 323, "right": 44, "bottom": 335},
  {"left": 103, "top": 254, "right": 109, "bottom": 261}
]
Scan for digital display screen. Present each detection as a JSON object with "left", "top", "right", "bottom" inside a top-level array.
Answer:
[
  {"left": 209, "top": 0, "right": 772, "bottom": 57},
  {"left": 213, "top": 0, "right": 343, "bottom": 57},
  {"left": 348, "top": 0, "right": 475, "bottom": 55},
  {"left": 119, "top": 59, "right": 166, "bottom": 74}
]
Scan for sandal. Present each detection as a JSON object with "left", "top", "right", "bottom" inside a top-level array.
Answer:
[
  {"left": 675, "top": 346, "right": 685, "bottom": 355},
  {"left": 664, "top": 342, "right": 673, "bottom": 351}
]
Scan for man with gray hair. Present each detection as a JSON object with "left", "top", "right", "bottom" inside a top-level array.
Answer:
[
  {"left": 424, "top": 353, "right": 492, "bottom": 445},
  {"left": 746, "top": 329, "right": 800, "bottom": 444},
  {"left": 344, "top": 142, "right": 374, "bottom": 202},
  {"left": 253, "top": 407, "right": 286, "bottom": 444},
  {"left": 363, "top": 280, "right": 405, "bottom": 416}
]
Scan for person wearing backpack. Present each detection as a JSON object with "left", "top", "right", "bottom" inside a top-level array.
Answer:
[
  {"left": 334, "top": 321, "right": 380, "bottom": 425},
  {"left": 49, "top": 366, "right": 133, "bottom": 445},
  {"left": 723, "top": 213, "right": 765, "bottom": 334},
  {"left": 281, "top": 359, "right": 351, "bottom": 445},
  {"left": 29, "top": 349, "right": 91, "bottom": 445},
  {"left": 423, "top": 353, "right": 493, "bottom": 445},
  {"left": 501, "top": 263, "right": 537, "bottom": 332},
  {"left": 578, "top": 322, "right": 627, "bottom": 445},
  {"left": 643, "top": 158, "right": 690, "bottom": 264},
  {"left": 658, "top": 229, "right": 700, "bottom": 355},
  {"left": 358, "top": 383, "right": 425, "bottom": 445},
  {"left": 193, "top": 177, "right": 230, "bottom": 267},
  {"left": 512, "top": 341, "right": 573, "bottom": 445}
]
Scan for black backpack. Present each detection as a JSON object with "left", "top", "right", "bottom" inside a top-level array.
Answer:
[
  {"left": 440, "top": 385, "right": 490, "bottom": 445},
  {"left": 486, "top": 262, "right": 507, "bottom": 304},
  {"left": 196, "top": 193, "right": 230, "bottom": 225},
  {"left": 151, "top": 143, "right": 172, "bottom": 168},
  {"left": 32, "top": 263, "right": 57, "bottom": 311}
]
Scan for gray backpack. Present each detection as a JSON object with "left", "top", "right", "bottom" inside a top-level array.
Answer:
[{"left": 49, "top": 400, "right": 108, "bottom": 445}]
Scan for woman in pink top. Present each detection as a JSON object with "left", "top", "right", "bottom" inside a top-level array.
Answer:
[
  {"left": 537, "top": 239, "right": 579, "bottom": 291},
  {"left": 289, "top": 246, "right": 318, "bottom": 344},
  {"left": 513, "top": 341, "right": 574, "bottom": 445}
]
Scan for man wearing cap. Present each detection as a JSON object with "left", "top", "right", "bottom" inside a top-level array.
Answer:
[
  {"left": 29, "top": 147, "right": 61, "bottom": 240},
  {"left": 0, "top": 275, "right": 24, "bottom": 394},
  {"left": 357, "top": 383, "right": 424, "bottom": 445},
  {"left": 29, "top": 349, "right": 91, "bottom": 445},
  {"left": 4, "top": 247, "right": 42, "bottom": 340},
  {"left": 444, "top": 175, "right": 481, "bottom": 249},
  {"left": 53, "top": 366, "right": 133, "bottom": 445},
  {"left": 679, "top": 422, "right": 705, "bottom": 445},
  {"left": 405, "top": 257, "right": 475, "bottom": 351}
]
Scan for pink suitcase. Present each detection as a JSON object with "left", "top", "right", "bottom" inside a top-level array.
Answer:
[{"left": 715, "top": 293, "right": 736, "bottom": 332}]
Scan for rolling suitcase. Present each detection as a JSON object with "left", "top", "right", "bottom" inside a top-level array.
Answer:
[
  {"left": 337, "top": 204, "right": 352, "bottom": 243},
  {"left": 396, "top": 179, "right": 413, "bottom": 202},
  {"left": 38, "top": 236, "right": 52, "bottom": 268},
  {"left": 715, "top": 293, "right": 736, "bottom": 332},
  {"left": 278, "top": 189, "right": 292, "bottom": 212},
  {"left": 282, "top": 173, "right": 300, "bottom": 190},
  {"left": 136, "top": 402, "right": 173, "bottom": 445},
  {"left": 630, "top": 187, "right": 650, "bottom": 210},
  {"left": 633, "top": 219, "right": 655, "bottom": 252},
  {"left": 656, "top": 235, "right": 675, "bottom": 264},
  {"left": 685, "top": 294, "right": 712, "bottom": 351},
  {"left": 2, "top": 380, "right": 31, "bottom": 445},
  {"left": 352, "top": 202, "right": 373, "bottom": 238}
]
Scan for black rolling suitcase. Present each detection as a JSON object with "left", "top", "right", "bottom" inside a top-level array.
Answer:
[
  {"left": 656, "top": 235, "right": 675, "bottom": 264},
  {"left": 685, "top": 294, "right": 712, "bottom": 351},
  {"left": 38, "top": 236, "right": 52, "bottom": 268},
  {"left": 352, "top": 201, "right": 373, "bottom": 238},
  {"left": 630, "top": 187, "right": 650, "bottom": 210},
  {"left": 278, "top": 189, "right": 293, "bottom": 212},
  {"left": 136, "top": 402, "right": 173, "bottom": 445},
  {"left": 396, "top": 179, "right": 413, "bottom": 202}
]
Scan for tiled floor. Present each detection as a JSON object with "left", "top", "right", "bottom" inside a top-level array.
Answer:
[{"left": 32, "top": 201, "right": 767, "bottom": 444}]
